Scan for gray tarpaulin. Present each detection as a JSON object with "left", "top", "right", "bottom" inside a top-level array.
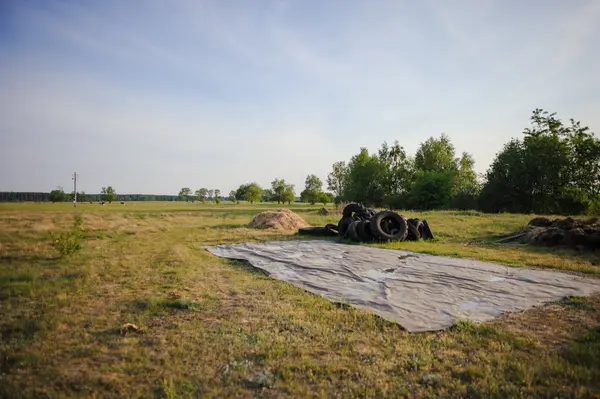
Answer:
[{"left": 205, "top": 240, "right": 600, "bottom": 332}]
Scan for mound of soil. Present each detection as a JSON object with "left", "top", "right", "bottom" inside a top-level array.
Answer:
[
  {"left": 522, "top": 217, "right": 600, "bottom": 249},
  {"left": 248, "top": 209, "right": 310, "bottom": 230}
]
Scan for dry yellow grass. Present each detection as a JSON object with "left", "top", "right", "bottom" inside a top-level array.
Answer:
[
  {"left": 0, "top": 202, "right": 599, "bottom": 398},
  {"left": 248, "top": 208, "right": 310, "bottom": 230}
]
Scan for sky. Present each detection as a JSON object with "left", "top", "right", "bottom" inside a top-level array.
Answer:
[{"left": 1, "top": 0, "right": 599, "bottom": 195}]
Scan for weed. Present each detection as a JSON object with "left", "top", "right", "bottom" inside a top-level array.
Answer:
[
  {"left": 453, "top": 320, "right": 498, "bottom": 338},
  {"left": 49, "top": 231, "right": 81, "bottom": 257},
  {"left": 456, "top": 365, "right": 486, "bottom": 383},
  {"left": 404, "top": 353, "right": 426, "bottom": 371},
  {"left": 138, "top": 297, "right": 201, "bottom": 312},
  {"left": 73, "top": 214, "right": 83, "bottom": 229}
]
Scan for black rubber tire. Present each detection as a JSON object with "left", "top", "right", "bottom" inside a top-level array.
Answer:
[
  {"left": 343, "top": 203, "right": 365, "bottom": 218},
  {"left": 406, "top": 223, "right": 420, "bottom": 241},
  {"left": 355, "top": 210, "right": 372, "bottom": 220},
  {"left": 347, "top": 220, "right": 362, "bottom": 242},
  {"left": 356, "top": 220, "right": 375, "bottom": 242},
  {"left": 370, "top": 211, "right": 408, "bottom": 241},
  {"left": 406, "top": 219, "right": 424, "bottom": 241},
  {"left": 324, "top": 223, "right": 339, "bottom": 232},
  {"left": 422, "top": 219, "right": 434, "bottom": 240},
  {"left": 297, "top": 227, "right": 338, "bottom": 237},
  {"left": 337, "top": 217, "right": 354, "bottom": 237},
  {"left": 414, "top": 220, "right": 425, "bottom": 238}
]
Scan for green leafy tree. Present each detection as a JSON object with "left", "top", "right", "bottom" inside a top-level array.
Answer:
[
  {"left": 480, "top": 109, "right": 600, "bottom": 214},
  {"left": 235, "top": 184, "right": 249, "bottom": 203},
  {"left": 207, "top": 189, "right": 214, "bottom": 201},
  {"left": 319, "top": 192, "right": 334, "bottom": 206},
  {"left": 408, "top": 171, "right": 454, "bottom": 210},
  {"left": 50, "top": 187, "right": 66, "bottom": 203},
  {"left": 300, "top": 174, "right": 323, "bottom": 205},
  {"left": 344, "top": 148, "right": 386, "bottom": 207},
  {"left": 101, "top": 186, "right": 116, "bottom": 203},
  {"left": 214, "top": 189, "right": 221, "bottom": 204},
  {"left": 283, "top": 184, "right": 296, "bottom": 204},
  {"left": 179, "top": 187, "right": 192, "bottom": 201},
  {"left": 194, "top": 188, "right": 208, "bottom": 202},
  {"left": 410, "top": 135, "right": 478, "bottom": 209},
  {"left": 246, "top": 183, "right": 263, "bottom": 204},
  {"left": 377, "top": 141, "right": 415, "bottom": 208},
  {"left": 262, "top": 189, "right": 275, "bottom": 202},
  {"left": 327, "top": 161, "right": 348, "bottom": 202},
  {"left": 414, "top": 134, "right": 458, "bottom": 174},
  {"left": 235, "top": 183, "right": 263, "bottom": 204},
  {"left": 271, "top": 179, "right": 287, "bottom": 204},
  {"left": 229, "top": 190, "right": 237, "bottom": 203}
]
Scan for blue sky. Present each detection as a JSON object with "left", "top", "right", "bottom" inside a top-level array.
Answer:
[{"left": 1, "top": 0, "right": 599, "bottom": 195}]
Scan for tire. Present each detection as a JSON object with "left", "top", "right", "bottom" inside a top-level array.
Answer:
[
  {"left": 356, "top": 220, "right": 375, "bottom": 242},
  {"left": 355, "top": 210, "right": 372, "bottom": 220},
  {"left": 370, "top": 211, "right": 408, "bottom": 242},
  {"left": 324, "top": 223, "right": 339, "bottom": 232},
  {"left": 422, "top": 220, "right": 434, "bottom": 240},
  {"left": 407, "top": 219, "right": 424, "bottom": 241},
  {"left": 347, "top": 220, "right": 362, "bottom": 242},
  {"left": 337, "top": 217, "right": 354, "bottom": 237},
  {"left": 343, "top": 203, "right": 365, "bottom": 218},
  {"left": 406, "top": 223, "right": 420, "bottom": 241},
  {"left": 297, "top": 227, "right": 338, "bottom": 237}
]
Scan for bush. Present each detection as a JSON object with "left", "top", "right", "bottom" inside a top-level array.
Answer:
[
  {"left": 407, "top": 171, "right": 454, "bottom": 210},
  {"left": 449, "top": 191, "right": 479, "bottom": 210},
  {"left": 586, "top": 197, "right": 600, "bottom": 216},
  {"left": 49, "top": 231, "right": 81, "bottom": 257},
  {"left": 73, "top": 215, "right": 84, "bottom": 229}
]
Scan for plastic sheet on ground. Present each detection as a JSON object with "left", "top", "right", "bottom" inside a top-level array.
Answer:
[{"left": 205, "top": 240, "right": 600, "bottom": 332}]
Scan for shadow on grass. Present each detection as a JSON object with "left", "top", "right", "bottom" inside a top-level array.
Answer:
[
  {"left": 224, "top": 259, "right": 270, "bottom": 277},
  {"left": 211, "top": 224, "right": 247, "bottom": 229},
  {"left": 91, "top": 328, "right": 121, "bottom": 338},
  {"left": 561, "top": 325, "right": 600, "bottom": 368},
  {"left": 0, "top": 255, "right": 59, "bottom": 262},
  {"left": 470, "top": 233, "right": 600, "bottom": 267}
]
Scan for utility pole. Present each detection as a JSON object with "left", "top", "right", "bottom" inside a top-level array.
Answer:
[{"left": 72, "top": 172, "right": 78, "bottom": 207}]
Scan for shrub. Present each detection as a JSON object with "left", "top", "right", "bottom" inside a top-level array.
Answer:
[
  {"left": 73, "top": 215, "right": 84, "bottom": 229},
  {"left": 586, "top": 197, "right": 600, "bottom": 216},
  {"left": 49, "top": 231, "right": 81, "bottom": 257}
]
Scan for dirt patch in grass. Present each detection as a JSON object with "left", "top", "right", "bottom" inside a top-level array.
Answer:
[{"left": 248, "top": 208, "right": 309, "bottom": 230}]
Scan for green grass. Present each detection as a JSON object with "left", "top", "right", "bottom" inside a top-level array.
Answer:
[{"left": 0, "top": 201, "right": 599, "bottom": 398}]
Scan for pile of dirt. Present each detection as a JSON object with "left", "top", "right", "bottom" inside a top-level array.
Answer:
[
  {"left": 518, "top": 217, "right": 600, "bottom": 249},
  {"left": 248, "top": 209, "right": 310, "bottom": 230}
]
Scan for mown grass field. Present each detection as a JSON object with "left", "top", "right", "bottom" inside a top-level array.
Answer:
[{"left": 1, "top": 201, "right": 599, "bottom": 398}]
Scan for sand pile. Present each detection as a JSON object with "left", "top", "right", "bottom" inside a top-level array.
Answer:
[{"left": 248, "top": 209, "right": 310, "bottom": 230}]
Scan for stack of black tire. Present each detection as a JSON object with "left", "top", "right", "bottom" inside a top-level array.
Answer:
[{"left": 297, "top": 203, "right": 434, "bottom": 243}]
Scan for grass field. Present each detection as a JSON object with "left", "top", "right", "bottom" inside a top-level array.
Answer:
[{"left": 1, "top": 201, "right": 599, "bottom": 398}]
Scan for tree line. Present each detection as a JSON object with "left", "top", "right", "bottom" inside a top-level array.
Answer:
[
  {"left": 326, "top": 109, "right": 600, "bottom": 215},
  {"left": 0, "top": 188, "right": 183, "bottom": 203},
  {"left": 3, "top": 109, "right": 598, "bottom": 215}
]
